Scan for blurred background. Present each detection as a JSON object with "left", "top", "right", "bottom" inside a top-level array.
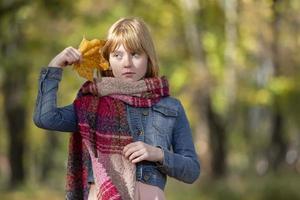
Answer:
[{"left": 1, "top": 0, "right": 300, "bottom": 199}]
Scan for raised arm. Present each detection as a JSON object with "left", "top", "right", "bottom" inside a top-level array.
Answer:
[{"left": 33, "top": 47, "right": 82, "bottom": 132}]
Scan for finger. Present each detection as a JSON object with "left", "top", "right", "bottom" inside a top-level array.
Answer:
[
  {"left": 73, "top": 49, "right": 82, "bottom": 57},
  {"left": 64, "top": 47, "right": 76, "bottom": 55},
  {"left": 124, "top": 146, "right": 139, "bottom": 159},
  {"left": 123, "top": 142, "right": 142, "bottom": 155},
  {"left": 73, "top": 49, "right": 83, "bottom": 63},
  {"left": 64, "top": 56, "right": 75, "bottom": 66},
  {"left": 131, "top": 153, "right": 146, "bottom": 163},
  {"left": 64, "top": 47, "right": 80, "bottom": 60},
  {"left": 123, "top": 142, "right": 135, "bottom": 154},
  {"left": 124, "top": 144, "right": 141, "bottom": 159},
  {"left": 67, "top": 50, "right": 81, "bottom": 62},
  {"left": 128, "top": 149, "right": 145, "bottom": 161}
]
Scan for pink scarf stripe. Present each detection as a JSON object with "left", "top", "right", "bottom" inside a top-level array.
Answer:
[
  {"left": 82, "top": 139, "right": 131, "bottom": 154},
  {"left": 99, "top": 183, "right": 120, "bottom": 200},
  {"left": 80, "top": 130, "right": 133, "bottom": 143},
  {"left": 100, "top": 180, "right": 121, "bottom": 200}
]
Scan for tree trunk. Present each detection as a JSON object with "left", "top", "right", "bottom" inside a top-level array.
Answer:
[
  {"left": 40, "top": 132, "right": 60, "bottom": 182},
  {"left": 3, "top": 67, "right": 28, "bottom": 187},
  {"left": 269, "top": 0, "right": 287, "bottom": 170},
  {"left": 180, "top": 0, "right": 228, "bottom": 177},
  {"left": 224, "top": 0, "right": 238, "bottom": 106},
  {"left": 206, "top": 97, "right": 227, "bottom": 177},
  {"left": 180, "top": 0, "right": 205, "bottom": 67},
  {"left": 1, "top": 15, "right": 28, "bottom": 188}
]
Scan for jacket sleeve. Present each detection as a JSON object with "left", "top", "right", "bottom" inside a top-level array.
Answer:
[
  {"left": 33, "top": 67, "right": 77, "bottom": 132},
  {"left": 157, "top": 101, "right": 200, "bottom": 183}
]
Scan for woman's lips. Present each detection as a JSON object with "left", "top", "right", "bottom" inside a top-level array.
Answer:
[{"left": 122, "top": 72, "right": 135, "bottom": 77}]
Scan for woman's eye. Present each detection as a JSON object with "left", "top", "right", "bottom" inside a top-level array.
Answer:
[
  {"left": 113, "top": 54, "right": 122, "bottom": 59},
  {"left": 132, "top": 52, "right": 140, "bottom": 57}
]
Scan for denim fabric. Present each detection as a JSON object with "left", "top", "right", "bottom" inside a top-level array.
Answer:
[{"left": 33, "top": 67, "right": 200, "bottom": 190}]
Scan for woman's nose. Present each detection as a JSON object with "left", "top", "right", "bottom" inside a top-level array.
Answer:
[{"left": 123, "top": 54, "right": 132, "bottom": 68}]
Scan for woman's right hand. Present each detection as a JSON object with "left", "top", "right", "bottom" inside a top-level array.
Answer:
[{"left": 48, "top": 46, "right": 82, "bottom": 68}]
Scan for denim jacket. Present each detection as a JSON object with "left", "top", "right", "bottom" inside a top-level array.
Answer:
[{"left": 33, "top": 67, "right": 200, "bottom": 190}]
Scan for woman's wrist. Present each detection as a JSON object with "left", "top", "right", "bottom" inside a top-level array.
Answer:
[
  {"left": 48, "top": 58, "right": 63, "bottom": 68},
  {"left": 156, "top": 147, "right": 164, "bottom": 164},
  {"left": 48, "top": 61, "right": 62, "bottom": 68}
]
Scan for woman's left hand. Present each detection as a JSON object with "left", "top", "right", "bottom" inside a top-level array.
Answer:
[{"left": 123, "top": 141, "right": 164, "bottom": 164}]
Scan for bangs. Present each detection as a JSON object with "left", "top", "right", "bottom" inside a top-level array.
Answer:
[{"left": 107, "top": 27, "right": 145, "bottom": 54}]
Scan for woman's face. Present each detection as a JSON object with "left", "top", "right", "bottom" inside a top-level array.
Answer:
[{"left": 109, "top": 44, "right": 148, "bottom": 81}]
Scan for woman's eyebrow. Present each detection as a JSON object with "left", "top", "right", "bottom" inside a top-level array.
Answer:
[{"left": 111, "top": 50, "right": 123, "bottom": 54}]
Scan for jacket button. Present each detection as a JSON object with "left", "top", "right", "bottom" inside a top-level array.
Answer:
[
  {"left": 138, "top": 130, "right": 144, "bottom": 135},
  {"left": 143, "top": 174, "right": 150, "bottom": 181},
  {"left": 142, "top": 110, "right": 149, "bottom": 116}
]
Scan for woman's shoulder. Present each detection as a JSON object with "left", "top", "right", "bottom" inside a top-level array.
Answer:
[
  {"left": 153, "top": 96, "right": 183, "bottom": 116},
  {"left": 156, "top": 96, "right": 181, "bottom": 106}
]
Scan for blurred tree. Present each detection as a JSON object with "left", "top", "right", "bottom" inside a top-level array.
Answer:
[
  {"left": 39, "top": 131, "right": 60, "bottom": 182},
  {"left": 1, "top": 1, "right": 300, "bottom": 198},
  {"left": 268, "top": 0, "right": 287, "bottom": 170},
  {"left": 0, "top": 0, "right": 77, "bottom": 188},
  {"left": 0, "top": 0, "right": 28, "bottom": 17},
  {"left": 0, "top": 0, "right": 31, "bottom": 187},
  {"left": 186, "top": 0, "right": 229, "bottom": 178}
]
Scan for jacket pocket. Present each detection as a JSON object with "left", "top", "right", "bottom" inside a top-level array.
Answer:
[{"left": 152, "top": 105, "right": 177, "bottom": 148}]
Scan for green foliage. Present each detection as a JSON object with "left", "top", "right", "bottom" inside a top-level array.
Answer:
[{"left": 1, "top": 0, "right": 300, "bottom": 198}]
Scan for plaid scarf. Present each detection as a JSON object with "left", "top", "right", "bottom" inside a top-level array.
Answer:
[{"left": 65, "top": 77, "right": 169, "bottom": 200}]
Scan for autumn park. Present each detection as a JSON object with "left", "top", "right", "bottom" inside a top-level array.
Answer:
[{"left": 1, "top": 0, "right": 300, "bottom": 199}]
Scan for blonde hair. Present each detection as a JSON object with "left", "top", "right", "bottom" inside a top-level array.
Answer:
[{"left": 102, "top": 17, "right": 159, "bottom": 77}]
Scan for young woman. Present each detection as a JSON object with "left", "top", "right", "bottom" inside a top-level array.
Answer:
[{"left": 33, "top": 17, "right": 200, "bottom": 200}]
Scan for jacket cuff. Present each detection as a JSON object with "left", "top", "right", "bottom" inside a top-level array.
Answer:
[
  {"left": 156, "top": 146, "right": 172, "bottom": 174},
  {"left": 40, "top": 67, "right": 63, "bottom": 81}
]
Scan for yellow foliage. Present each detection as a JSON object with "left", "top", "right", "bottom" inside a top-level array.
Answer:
[{"left": 73, "top": 37, "right": 109, "bottom": 81}]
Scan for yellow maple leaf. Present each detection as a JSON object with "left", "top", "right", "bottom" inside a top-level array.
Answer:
[{"left": 73, "top": 37, "right": 109, "bottom": 81}]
